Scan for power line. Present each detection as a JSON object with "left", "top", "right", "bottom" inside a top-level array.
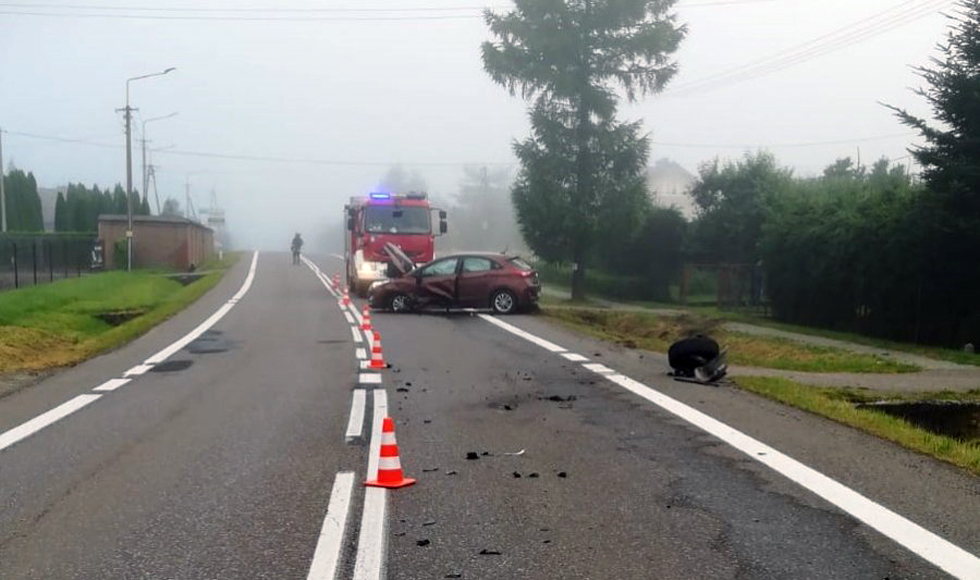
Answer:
[
  {"left": 0, "top": 9, "right": 482, "bottom": 21},
  {"left": 665, "top": 0, "right": 951, "bottom": 96},
  {"left": 0, "top": 0, "right": 773, "bottom": 12},
  {"left": 9, "top": 127, "right": 919, "bottom": 162},
  {"left": 650, "top": 132, "right": 918, "bottom": 149},
  {"left": 5, "top": 129, "right": 515, "bottom": 166},
  {"left": 0, "top": 0, "right": 779, "bottom": 20}
]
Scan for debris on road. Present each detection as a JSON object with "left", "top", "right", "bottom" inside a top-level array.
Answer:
[
  {"left": 557, "top": 471, "right": 568, "bottom": 478},
  {"left": 513, "top": 471, "right": 522, "bottom": 478},
  {"left": 479, "top": 549, "right": 502, "bottom": 556},
  {"left": 466, "top": 452, "right": 479, "bottom": 460},
  {"left": 528, "top": 472, "right": 539, "bottom": 478},
  {"left": 417, "top": 539, "right": 431, "bottom": 547},
  {"left": 445, "top": 470, "right": 458, "bottom": 476},
  {"left": 502, "top": 449, "right": 526, "bottom": 456},
  {"left": 539, "top": 395, "right": 577, "bottom": 402},
  {"left": 423, "top": 520, "right": 437, "bottom": 526}
]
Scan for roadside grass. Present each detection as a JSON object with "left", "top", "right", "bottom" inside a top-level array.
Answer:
[
  {"left": 698, "top": 308, "right": 980, "bottom": 368},
  {"left": 0, "top": 253, "right": 239, "bottom": 374},
  {"left": 734, "top": 376, "right": 980, "bottom": 477},
  {"left": 543, "top": 307, "right": 920, "bottom": 373}
]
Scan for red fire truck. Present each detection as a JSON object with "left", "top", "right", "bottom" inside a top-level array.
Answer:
[{"left": 344, "top": 192, "right": 447, "bottom": 296}]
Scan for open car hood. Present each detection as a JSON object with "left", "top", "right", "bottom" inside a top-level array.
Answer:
[{"left": 382, "top": 242, "right": 416, "bottom": 276}]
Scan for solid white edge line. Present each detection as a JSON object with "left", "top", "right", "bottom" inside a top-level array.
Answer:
[
  {"left": 92, "top": 378, "right": 131, "bottom": 392},
  {"left": 353, "top": 389, "right": 388, "bottom": 580},
  {"left": 478, "top": 314, "right": 566, "bottom": 352},
  {"left": 582, "top": 362, "right": 615, "bottom": 374},
  {"left": 0, "top": 394, "right": 102, "bottom": 452},
  {"left": 0, "top": 252, "right": 261, "bottom": 455},
  {"left": 562, "top": 353, "right": 589, "bottom": 362},
  {"left": 351, "top": 326, "right": 363, "bottom": 343},
  {"left": 345, "top": 390, "right": 367, "bottom": 442},
  {"left": 305, "top": 471, "right": 355, "bottom": 580},
  {"left": 479, "top": 320, "right": 980, "bottom": 580},
  {"left": 344, "top": 312, "right": 355, "bottom": 324},
  {"left": 146, "top": 250, "right": 258, "bottom": 365}
]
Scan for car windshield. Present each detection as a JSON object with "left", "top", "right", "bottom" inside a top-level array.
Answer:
[{"left": 364, "top": 206, "right": 430, "bottom": 235}]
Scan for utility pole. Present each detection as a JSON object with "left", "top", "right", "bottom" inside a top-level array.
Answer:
[
  {"left": 0, "top": 126, "right": 6, "bottom": 233},
  {"left": 141, "top": 112, "right": 177, "bottom": 214},
  {"left": 120, "top": 67, "right": 176, "bottom": 271},
  {"left": 141, "top": 133, "right": 148, "bottom": 208}
]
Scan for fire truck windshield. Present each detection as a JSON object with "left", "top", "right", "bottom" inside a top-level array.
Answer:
[{"left": 364, "top": 205, "right": 431, "bottom": 235}]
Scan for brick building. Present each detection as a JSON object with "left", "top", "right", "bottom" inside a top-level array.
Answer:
[{"left": 98, "top": 215, "right": 214, "bottom": 271}]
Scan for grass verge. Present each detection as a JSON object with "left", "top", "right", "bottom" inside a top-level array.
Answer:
[
  {"left": 697, "top": 308, "right": 980, "bottom": 367},
  {"left": 0, "top": 253, "right": 239, "bottom": 374},
  {"left": 735, "top": 376, "right": 980, "bottom": 477},
  {"left": 543, "top": 307, "right": 920, "bottom": 373}
]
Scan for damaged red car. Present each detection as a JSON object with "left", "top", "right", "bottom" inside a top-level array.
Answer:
[{"left": 367, "top": 246, "right": 540, "bottom": 314}]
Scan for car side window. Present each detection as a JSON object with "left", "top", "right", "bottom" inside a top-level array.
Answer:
[
  {"left": 462, "top": 257, "right": 494, "bottom": 273},
  {"left": 419, "top": 258, "right": 458, "bottom": 277}
]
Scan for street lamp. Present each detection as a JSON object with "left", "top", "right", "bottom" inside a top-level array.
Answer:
[
  {"left": 122, "top": 66, "right": 176, "bottom": 271},
  {"left": 141, "top": 111, "right": 178, "bottom": 215}
]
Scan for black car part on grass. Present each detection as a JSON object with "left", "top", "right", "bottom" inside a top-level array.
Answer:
[{"left": 668, "top": 335, "right": 728, "bottom": 384}]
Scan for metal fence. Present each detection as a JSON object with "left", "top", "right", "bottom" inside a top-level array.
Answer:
[{"left": 0, "top": 234, "right": 101, "bottom": 291}]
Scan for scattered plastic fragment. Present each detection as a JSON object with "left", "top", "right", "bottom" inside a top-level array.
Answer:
[
  {"left": 479, "top": 549, "right": 501, "bottom": 556},
  {"left": 417, "top": 539, "right": 431, "bottom": 547},
  {"left": 466, "top": 452, "right": 479, "bottom": 460},
  {"left": 502, "top": 449, "right": 526, "bottom": 456}
]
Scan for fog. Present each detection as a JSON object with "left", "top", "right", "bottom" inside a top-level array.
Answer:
[{"left": 0, "top": 0, "right": 948, "bottom": 251}]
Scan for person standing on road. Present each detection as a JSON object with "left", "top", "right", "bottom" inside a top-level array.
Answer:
[{"left": 291, "top": 232, "right": 304, "bottom": 265}]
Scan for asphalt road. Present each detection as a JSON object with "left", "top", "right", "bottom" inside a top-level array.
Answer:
[{"left": 0, "top": 252, "right": 978, "bottom": 580}]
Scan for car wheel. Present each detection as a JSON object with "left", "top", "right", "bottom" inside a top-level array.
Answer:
[
  {"left": 490, "top": 289, "right": 518, "bottom": 314},
  {"left": 390, "top": 293, "right": 412, "bottom": 313}
]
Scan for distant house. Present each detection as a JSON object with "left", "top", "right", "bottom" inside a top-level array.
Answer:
[
  {"left": 647, "top": 158, "right": 696, "bottom": 219},
  {"left": 98, "top": 214, "right": 213, "bottom": 271}
]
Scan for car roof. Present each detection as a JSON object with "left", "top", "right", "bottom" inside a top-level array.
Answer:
[{"left": 435, "top": 252, "right": 511, "bottom": 259}]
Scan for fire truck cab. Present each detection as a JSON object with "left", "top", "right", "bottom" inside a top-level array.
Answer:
[{"left": 344, "top": 192, "right": 447, "bottom": 297}]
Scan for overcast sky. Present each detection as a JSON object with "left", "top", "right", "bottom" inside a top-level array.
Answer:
[{"left": 0, "top": 0, "right": 953, "bottom": 249}]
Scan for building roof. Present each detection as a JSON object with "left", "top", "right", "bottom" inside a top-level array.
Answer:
[{"left": 98, "top": 214, "right": 213, "bottom": 231}]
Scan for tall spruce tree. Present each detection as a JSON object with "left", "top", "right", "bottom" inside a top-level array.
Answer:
[
  {"left": 482, "top": 0, "right": 685, "bottom": 299},
  {"left": 886, "top": 0, "right": 980, "bottom": 344}
]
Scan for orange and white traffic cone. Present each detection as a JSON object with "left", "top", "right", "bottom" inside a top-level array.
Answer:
[
  {"left": 332, "top": 274, "right": 340, "bottom": 288},
  {"left": 341, "top": 290, "right": 350, "bottom": 307},
  {"left": 361, "top": 309, "right": 372, "bottom": 332},
  {"left": 370, "top": 331, "right": 386, "bottom": 369},
  {"left": 365, "top": 417, "right": 416, "bottom": 489}
]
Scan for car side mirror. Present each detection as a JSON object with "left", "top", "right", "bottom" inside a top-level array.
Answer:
[{"left": 439, "top": 220, "right": 448, "bottom": 235}]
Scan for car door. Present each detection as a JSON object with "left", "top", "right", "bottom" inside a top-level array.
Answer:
[
  {"left": 457, "top": 256, "right": 500, "bottom": 307},
  {"left": 415, "top": 257, "right": 460, "bottom": 304}
]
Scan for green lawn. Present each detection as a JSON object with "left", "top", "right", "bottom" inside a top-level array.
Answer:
[
  {"left": 0, "top": 254, "right": 238, "bottom": 373},
  {"left": 735, "top": 376, "right": 980, "bottom": 477},
  {"left": 543, "top": 308, "right": 920, "bottom": 374}
]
